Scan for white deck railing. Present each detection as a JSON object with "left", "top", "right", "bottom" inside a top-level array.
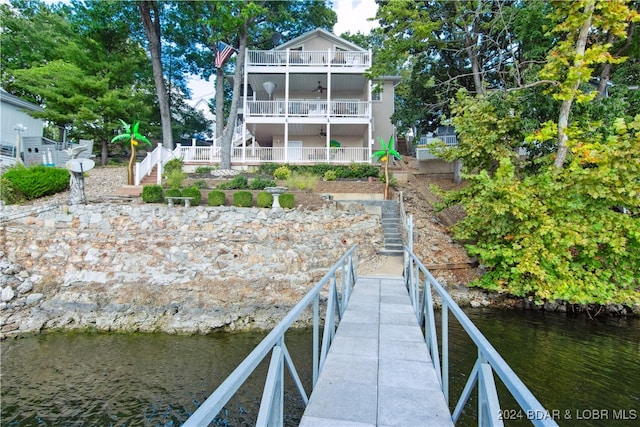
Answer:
[
  {"left": 246, "top": 100, "right": 369, "bottom": 119},
  {"left": 176, "top": 146, "right": 371, "bottom": 164},
  {"left": 246, "top": 49, "right": 371, "bottom": 68}
]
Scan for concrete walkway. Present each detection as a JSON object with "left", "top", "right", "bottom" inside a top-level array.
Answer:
[{"left": 299, "top": 275, "right": 453, "bottom": 427}]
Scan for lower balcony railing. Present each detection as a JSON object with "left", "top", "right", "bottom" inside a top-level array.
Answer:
[{"left": 176, "top": 146, "right": 372, "bottom": 164}]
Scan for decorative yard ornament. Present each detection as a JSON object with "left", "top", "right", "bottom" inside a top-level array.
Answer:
[
  {"left": 111, "top": 120, "right": 152, "bottom": 185},
  {"left": 372, "top": 135, "right": 401, "bottom": 200}
]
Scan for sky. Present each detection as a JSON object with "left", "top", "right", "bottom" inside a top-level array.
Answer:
[{"left": 189, "top": 0, "right": 380, "bottom": 103}]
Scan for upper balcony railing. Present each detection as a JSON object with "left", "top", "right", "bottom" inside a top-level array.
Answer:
[
  {"left": 246, "top": 99, "right": 370, "bottom": 118},
  {"left": 247, "top": 49, "right": 371, "bottom": 68}
]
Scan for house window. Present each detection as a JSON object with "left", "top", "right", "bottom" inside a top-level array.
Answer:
[{"left": 371, "top": 83, "right": 382, "bottom": 102}]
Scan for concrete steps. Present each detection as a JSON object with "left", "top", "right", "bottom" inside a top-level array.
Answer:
[
  {"left": 379, "top": 200, "right": 404, "bottom": 257},
  {"left": 115, "top": 166, "right": 159, "bottom": 197}
]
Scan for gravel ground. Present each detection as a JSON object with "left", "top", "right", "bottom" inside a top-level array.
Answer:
[{"left": 20, "top": 166, "right": 130, "bottom": 208}]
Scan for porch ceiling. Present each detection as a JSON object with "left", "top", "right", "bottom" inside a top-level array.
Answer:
[
  {"left": 248, "top": 123, "right": 368, "bottom": 146},
  {"left": 247, "top": 74, "right": 368, "bottom": 99}
]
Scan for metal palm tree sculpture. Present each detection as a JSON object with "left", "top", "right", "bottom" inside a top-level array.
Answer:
[
  {"left": 111, "top": 120, "right": 152, "bottom": 185},
  {"left": 372, "top": 135, "right": 401, "bottom": 200}
]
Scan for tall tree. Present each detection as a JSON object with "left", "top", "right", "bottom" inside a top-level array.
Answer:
[{"left": 139, "top": 0, "right": 173, "bottom": 149}]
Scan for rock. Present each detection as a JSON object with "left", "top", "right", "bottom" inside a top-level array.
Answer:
[
  {"left": 17, "top": 280, "right": 34, "bottom": 294},
  {"left": 1, "top": 286, "right": 15, "bottom": 302},
  {"left": 26, "top": 293, "right": 44, "bottom": 305}
]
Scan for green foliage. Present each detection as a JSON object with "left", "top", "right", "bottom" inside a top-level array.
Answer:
[
  {"left": 232, "top": 191, "right": 253, "bottom": 207},
  {"left": 192, "top": 179, "right": 208, "bottom": 189},
  {"left": 256, "top": 192, "right": 273, "bottom": 208},
  {"left": 286, "top": 173, "right": 318, "bottom": 191},
  {"left": 194, "top": 165, "right": 217, "bottom": 174},
  {"left": 323, "top": 169, "right": 337, "bottom": 181},
  {"left": 257, "top": 163, "right": 378, "bottom": 179},
  {"left": 273, "top": 165, "right": 292, "bottom": 180},
  {"left": 207, "top": 190, "right": 226, "bottom": 206},
  {"left": 181, "top": 186, "right": 202, "bottom": 206},
  {"left": 165, "top": 169, "right": 186, "bottom": 190},
  {"left": 441, "top": 115, "right": 640, "bottom": 305},
  {"left": 0, "top": 175, "right": 23, "bottom": 204},
  {"left": 279, "top": 193, "right": 295, "bottom": 209},
  {"left": 1, "top": 165, "right": 69, "bottom": 203},
  {"left": 163, "top": 158, "right": 183, "bottom": 176},
  {"left": 216, "top": 175, "right": 249, "bottom": 190},
  {"left": 378, "top": 171, "right": 397, "bottom": 187},
  {"left": 141, "top": 184, "right": 163, "bottom": 203},
  {"left": 249, "top": 177, "right": 276, "bottom": 190},
  {"left": 164, "top": 188, "right": 182, "bottom": 204}
]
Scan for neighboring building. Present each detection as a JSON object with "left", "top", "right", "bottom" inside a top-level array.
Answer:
[
  {"left": 0, "top": 88, "right": 45, "bottom": 162},
  {"left": 178, "top": 28, "right": 400, "bottom": 166}
]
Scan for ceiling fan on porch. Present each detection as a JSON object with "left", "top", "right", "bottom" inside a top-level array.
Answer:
[{"left": 313, "top": 81, "right": 327, "bottom": 94}]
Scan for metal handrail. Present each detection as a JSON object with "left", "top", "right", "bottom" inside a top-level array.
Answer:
[
  {"left": 184, "top": 246, "right": 359, "bottom": 426},
  {"left": 403, "top": 248, "right": 558, "bottom": 427}
]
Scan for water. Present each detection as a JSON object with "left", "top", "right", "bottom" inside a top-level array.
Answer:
[{"left": 1, "top": 310, "right": 639, "bottom": 426}]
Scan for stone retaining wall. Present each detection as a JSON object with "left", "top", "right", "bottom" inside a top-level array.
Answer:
[{"left": 1, "top": 202, "right": 383, "bottom": 338}]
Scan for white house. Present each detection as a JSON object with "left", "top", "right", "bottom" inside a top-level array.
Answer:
[{"left": 177, "top": 28, "right": 400, "bottom": 166}]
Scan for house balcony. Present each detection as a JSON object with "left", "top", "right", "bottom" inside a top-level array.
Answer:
[
  {"left": 246, "top": 49, "right": 371, "bottom": 70},
  {"left": 176, "top": 145, "right": 372, "bottom": 165},
  {"left": 245, "top": 100, "right": 370, "bottom": 119}
]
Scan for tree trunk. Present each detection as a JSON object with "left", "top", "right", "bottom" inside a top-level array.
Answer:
[
  {"left": 215, "top": 67, "right": 224, "bottom": 140},
  {"left": 220, "top": 31, "right": 246, "bottom": 170},
  {"left": 139, "top": 1, "right": 173, "bottom": 150},
  {"left": 554, "top": 0, "right": 594, "bottom": 169},
  {"left": 101, "top": 140, "right": 108, "bottom": 167}
]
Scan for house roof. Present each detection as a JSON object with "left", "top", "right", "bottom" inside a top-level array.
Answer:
[
  {"left": 278, "top": 28, "right": 366, "bottom": 52},
  {"left": 0, "top": 88, "right": 44, "bottom": 112}
]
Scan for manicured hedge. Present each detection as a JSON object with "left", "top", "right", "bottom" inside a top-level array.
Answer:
[
  {"left": 257, "top": 192, "right": 273, "bottom": 208},
  {"left": 232, "top": 191, "right": 252, "bottom": 207},
  {"left": 279, "top": 193, "right": 294, "bottom": 208},
  {"left": 141, "top": 185, "right": 163, "bottom": 203},
  {"left": 208, "top": 190, "right": 225, "bottom": 206}
]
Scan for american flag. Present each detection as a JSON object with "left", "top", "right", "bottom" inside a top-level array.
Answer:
[{"left": 215, "top": 41, "right": 236, "bottom": 68}]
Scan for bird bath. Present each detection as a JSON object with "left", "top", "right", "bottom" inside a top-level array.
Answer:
[{"left": 265, "top": 186, "right": 288, "bottom": 208}]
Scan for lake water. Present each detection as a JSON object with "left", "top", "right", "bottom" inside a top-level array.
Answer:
[{"left": 1, "top": 309, "right": 639, "bottom": 426}]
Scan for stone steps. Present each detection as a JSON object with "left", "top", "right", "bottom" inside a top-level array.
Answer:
[{"left": 379, "top": 200, "right": 404, "bottom": 257}]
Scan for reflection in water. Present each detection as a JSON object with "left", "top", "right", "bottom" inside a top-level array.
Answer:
[
  {"left": 1, "top": 329, "right": 312, "bottom": 426},
  {"left": 1, "top": 311, "right": 639, "bottom": 427},
  {"left": 450, "top": 309, "right": 640, "bottom": 427}
]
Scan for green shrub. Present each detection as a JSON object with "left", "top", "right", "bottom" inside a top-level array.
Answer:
[
  {"left": 208, "top": 190, "right": 226, "bottom": 206},
  {"left": 323, "top": 170, "right": 337, "bottom": 181},
  {"left": 1, "top": 165, "right": 69, "bottom": 203},
  {"left": 250, "top": 177, "right": 276, "bottom": 190},
  {"left": 141, "top": 185, "right": 163, "bottom": 203},
  {"left": 181, "top": 186, "right": 202, "bottom": 205},
  {"left": 273, "top": 165, "right": 292, "bottom": 180},
  {"left": 163, "top": 158, "right": 183, "bottom": 176},
  {"left": 164, "top": 187, "right": 182, "bottom": 204},
  {"left": 165, "top": 168, "right": 186, "bottom": 189},
  {"left": 286, "top": 173, "right": 318, "bottom": 191},
  {"left": 279, "top": 193, "right": 294, "bottom": 209},
  {"left": 256, "top": 191, "right": 273, "bottom": 208},
  {"left": 217, "top": 174, "right": 249, "bottom": 190},
  {"left": 192, "top": 179, "right": 208, "bottom": 189},
  {"left": 232, "top": 191, "right": 253, "bottom": 207},
  {"left": 195, "top": 165, "right": 216, "bottom": 174},
  {"left": 0, "top": 175, "right": 24, "bottom": 204},
  {"left": 379, "top": 171, "right": 397, "bottom": 187}
]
